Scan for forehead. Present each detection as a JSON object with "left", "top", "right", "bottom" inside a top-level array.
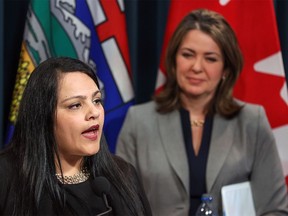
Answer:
[
  {"left": 181, "top": 29, "right": 221, "bottom": 52},
  {"left": 58, "top": 72, "right": 98, "bottom": 96}
]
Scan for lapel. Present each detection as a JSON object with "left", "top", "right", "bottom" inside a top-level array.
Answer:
[
  {"left": 157, "top": 110, "right": 190, "bottom": 195},
  {"left": 206, "top": 114, "right": 235, "bottom": 191}
]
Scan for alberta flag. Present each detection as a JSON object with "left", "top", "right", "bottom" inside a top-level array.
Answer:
[
  {"left": 156, "top": 0, "right": 288, "bottom": 184},
  {"left": 7, "top": 0, "right": 134, "bottom": 153}
]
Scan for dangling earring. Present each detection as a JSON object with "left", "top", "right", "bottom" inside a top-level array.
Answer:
[{"left": 222, "top": 75, "right": 226, "bottom": 80}]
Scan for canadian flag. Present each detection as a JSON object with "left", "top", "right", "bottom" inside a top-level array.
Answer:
[{"left": 156, "top": 0, "right": 288, "bottom": 184}]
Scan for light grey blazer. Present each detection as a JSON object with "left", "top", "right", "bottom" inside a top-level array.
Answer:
[{"left": 116, "top": 100, "right": 288, "bottom": 216}]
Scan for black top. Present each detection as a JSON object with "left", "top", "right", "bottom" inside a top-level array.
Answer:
[
  {"left": 180, "top": 108, "right": 213, "bottom": 215},
  {"left": 38, "top": 177, "right": 109, "bottom": 215},
  {"left": 0, "top": 152, "right": 152, "bottom": 216}
]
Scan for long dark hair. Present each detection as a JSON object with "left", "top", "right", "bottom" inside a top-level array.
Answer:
[
  {"left": 154, "top": 9, "right": 243, "bottom": 117},
  {"left": 5, "top": 57, "right": 146, "bottom": 215}
]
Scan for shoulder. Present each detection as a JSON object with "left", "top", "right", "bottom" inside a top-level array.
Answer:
[
  {"left": 231, "top": 100, "right": 272, "bottom": 136},
  {"left": 110, "top": 155, "right": 140, "bottom": 195},
  {"left": 111, "top": 155, "right": 140, "bottom": 182},
  {"left": 217, "top": 100, "right": 270, "bottom": 133},
  {"left": 122, "top": 101, "right": 159, "bottom": 127},
  {"left": 0, "top": 150, "right": 16, "bottom": 187},
  {"left": 0, "top": 150, "right": 16, "bottom": 212},
  {"left": 110, "top": 155, "right": 152, "bottom": 215},
  {"left": 0, "top": 150, "right": 15, "bottom": 174},
  {"left": 128, "top": 100, "right": 157, "bottom": 114},
  {"left": 111, "top": 155, "right": 135, "bottom": 173},
  {"left": 235, "top": 99, "right": 266, "bottom": 120}
]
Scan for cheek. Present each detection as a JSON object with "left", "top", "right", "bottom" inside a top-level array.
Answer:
[
  {"left": 54, "top": 116, "right": 77, "bottom": 143},
  {"left": 99, "top": 107, "right": 105, "bottom": 122},
  {"left": 211, "top": 73, "right": 223, "bottom": 82},
  {"left": 175, "top": 57, "right": 187, "bottom": 72},
  {"left": 175, "top": 60, "right": 184, "bottom": 80},
  {"left": 54, "top": 123, "right": 78, "bottom": 154},
  {"left": 55, "top": 116, "right": 68, "bottom": 134},
  {"left": 54, "top": 122, "right": 68, "bottom": 145},
  {"left": 175, "top": 66, "right": 187, "bottom": 86},
  {"left": 208, "top": 65, "right": 225, "bottom": 80},
  {"left": 56, "top": 113, "right": 81, "bottom": 129}
]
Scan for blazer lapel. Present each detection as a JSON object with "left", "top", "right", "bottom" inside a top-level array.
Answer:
[
  {"left": 206, "top": 114, "right": 235, "bottom": 191},
  {"left": 157, "top": 110, "right": 190, "bottom": 195}
]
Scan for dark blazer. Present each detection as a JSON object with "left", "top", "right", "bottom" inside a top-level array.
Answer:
[{"left": 116, "top": 100, "right": 288, "bottom": 216}]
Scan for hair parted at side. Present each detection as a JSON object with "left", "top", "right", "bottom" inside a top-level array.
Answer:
[
  {"left": 4, "top": 57, "right": 146, "bottom": 215},
  {"left": 154, "top": 9, "right": 244, "bottom": 118}
]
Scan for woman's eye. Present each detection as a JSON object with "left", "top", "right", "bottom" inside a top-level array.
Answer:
[
  {"left": 93, "top": 98, "right": 103, "bottom": 105},
  {"left": 206, "top": 57, "right": 217, "bottom": 62},
  {"left": 182, "top": 52, "right": 193, "bottom": 58},
  {"left": 68, "top": 103, "right": 81, "bottom": 109}
]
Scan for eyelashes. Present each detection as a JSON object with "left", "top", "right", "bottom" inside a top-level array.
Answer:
[
  {"left": 68, "top": 103, "right": 81, "bottom": 110},
  {"left": 93, "top": 98, "right": 103, "bottom": 105},
  {"left": 67, "top": 98, "right": 103, "bottom": 110}
]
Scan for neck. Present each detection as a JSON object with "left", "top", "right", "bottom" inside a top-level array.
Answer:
[
  {"left": 180, "top": 94, "right": 212, "bottom": 122},
  {"left": 181, "top": 97, "right": 208, "bottom": 116},
  {"left": 55, "top": 155, "right": 84, "bottom": 176}
]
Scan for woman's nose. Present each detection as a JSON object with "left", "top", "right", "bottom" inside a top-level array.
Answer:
[
  {"left": 86, "top": 104, "right": 100, "bottom": 120},
  {"left": 191, "top": 57, "right": 203, "bottom": 73}
]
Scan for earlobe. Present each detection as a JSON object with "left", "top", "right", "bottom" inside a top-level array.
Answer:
[{"left": 222, "top": 70, "right": 228, "bottom": 80}]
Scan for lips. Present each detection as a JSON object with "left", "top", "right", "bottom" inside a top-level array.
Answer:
[
  {"left": 187, "top": 77, "right": 203, "bottom": 84},
  {"left": 82, "top": 125, "right": 99, "bottom": 141}
]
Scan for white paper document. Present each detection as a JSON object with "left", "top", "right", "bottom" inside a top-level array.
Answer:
[{"left": 221, "top": 181, "right": 256, "bottom": 216}]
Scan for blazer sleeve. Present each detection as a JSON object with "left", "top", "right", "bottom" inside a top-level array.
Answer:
[
  {"left": 250, "top": 106, "right": 288, "bottom": 215},
  {"left": 128, "top": 161, "right": 153, "bottom": 216},
  {"left": 116, "top": 106, "right": 138, "bottom": 168}
]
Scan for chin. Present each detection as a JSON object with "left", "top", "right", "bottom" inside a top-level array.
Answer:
[{"left": 86, "top": 147, "right": 101, "bottom": 156}]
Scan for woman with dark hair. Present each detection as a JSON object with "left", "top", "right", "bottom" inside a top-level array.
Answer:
[
  {"left": 116, "top": 9, "right": 288, "bottom": 215},
  {"left": 0, "top": 57, "right": 152, "bottom": 215}
]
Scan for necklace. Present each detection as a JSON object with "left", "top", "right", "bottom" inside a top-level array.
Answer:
[
  {"left": 56, "top": 167, "right": 90, "bottom": 184},
  {"left": 191, "top": 119, "right": 205, "bottom": 127}
]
